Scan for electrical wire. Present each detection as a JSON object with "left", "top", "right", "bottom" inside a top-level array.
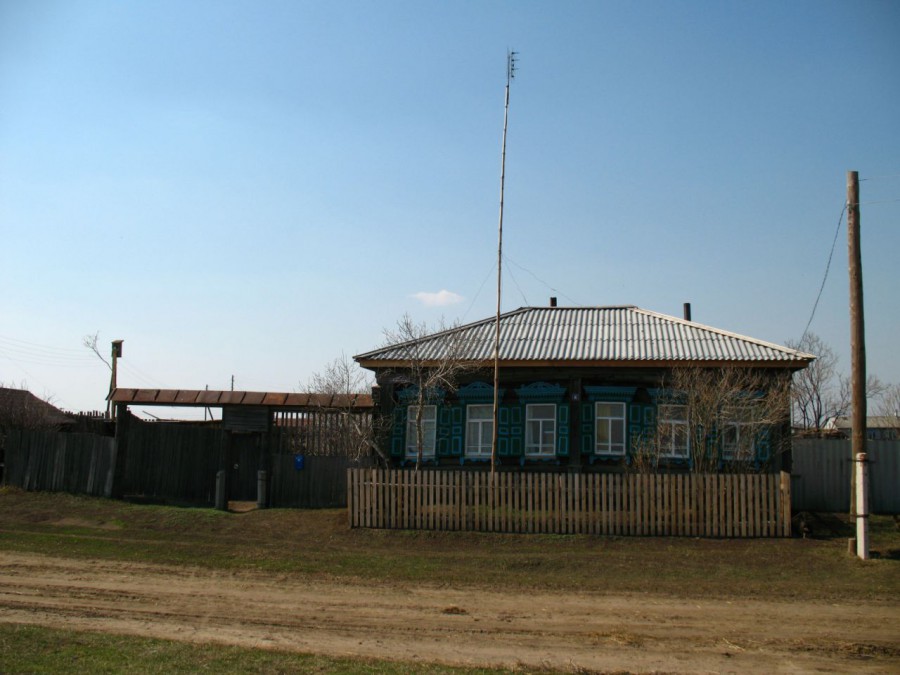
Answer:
[
  {"left": 857, "top": 198, "right": 900, "bottom": 206},
  {"left": 799, "top": 202, "right": 846, "bottom": 345},
  {"left": 503, "top": 254, "right": 581, "bottom": 306},
  {"left": 460, "top": 262, "right": 496, "bottom": 322},
  {"left": 860, "top": 173, "right": 900, "bottom": 181},
  {"left": 505, "top": 260, "right": 529, "bottom": 306}
]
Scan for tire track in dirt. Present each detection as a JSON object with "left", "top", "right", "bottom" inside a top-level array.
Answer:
[{"left": 1, "top": 551, "right": 897, "bottom": 672}]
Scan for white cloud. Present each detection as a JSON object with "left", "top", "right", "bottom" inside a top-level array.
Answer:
[{"left": 411, "top": 290, "right": 464, "bottom": 307}]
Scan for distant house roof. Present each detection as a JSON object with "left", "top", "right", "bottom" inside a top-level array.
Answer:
[
  {"left": 355, "top": 306, "right": 814, "bottom": 368},
  {"left": 110, "top": 388, "right": 373, "bottom": 410},
  {"left": 827, "top": 416, "right": 900, "bottom": 431},
  {"left": 0, "top": 387, "right": 73, "bottom": 426}
]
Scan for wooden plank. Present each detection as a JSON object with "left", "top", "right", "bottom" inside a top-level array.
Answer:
[{"left": 780, "top": 471, "right": 791, "bottom": 537}]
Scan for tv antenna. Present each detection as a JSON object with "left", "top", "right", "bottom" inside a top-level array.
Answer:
[{"left": 492, "top": 50, "right": 517, "bottom": 473}]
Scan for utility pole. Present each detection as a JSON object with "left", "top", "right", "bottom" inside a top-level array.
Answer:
[
  {"left": 847, "top": 170, "right": 866, "bottom": 521},
  {"left": 491, "top": 49, "right": 517, "bottom": 475}
]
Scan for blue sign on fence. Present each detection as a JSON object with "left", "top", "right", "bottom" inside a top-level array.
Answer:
[{"left": 294, "top": 454, "right": 305, "bottom": 471}]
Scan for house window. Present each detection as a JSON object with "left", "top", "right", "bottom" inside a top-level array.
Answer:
[
  {"left": 466, "top": 404, "right": 493, "bottom": 458},
  {"left": 659, "top": 404, "right": 689, "bottom": 458},
  {"left": 525, "top": 403, "right": 556, "bottom": 457},
  {"left": 406, "top": 405, "right": 436, "bottom": 458},
  {"left": 595, "top": 402, "right": 626, "bottom": 455},
  {"left": 722, "top": 406, "right": 755, "bottom": 461}
]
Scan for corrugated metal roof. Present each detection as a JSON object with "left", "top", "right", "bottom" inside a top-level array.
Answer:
[
  {"left": 109, "top": 388, "right": 373, "bottom": 409},
  {"left": 355, "top": 306, "right": 814, "bottom": 366}
]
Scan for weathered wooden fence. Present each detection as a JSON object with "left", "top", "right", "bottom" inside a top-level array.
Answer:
[
  {"left": 3, "top": 429, "right": 116, "bottom": 496},
  {"left": 4, "top": 422, "right": 371, "bottom": 508},
  {"left": 120, "top": 420, "right": 223, "bottom": 503},
  {"left": 348, "top": 469, "right": 791, "bottom": 537},
  {"left": 793, "top": 439, "right": 899, "bottom": 513}
]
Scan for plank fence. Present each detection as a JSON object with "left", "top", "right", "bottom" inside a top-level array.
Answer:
[
  {"left": 348, "top": 469, "right": 792, "bottom": 537},
  {"left": 4, "top": 429, "right": 116, "bottom": 497}
]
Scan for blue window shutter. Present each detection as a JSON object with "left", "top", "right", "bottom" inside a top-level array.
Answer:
[
  {"left": 756, "top": 428, "right": 771, "bottom": 461},
  {"left": 556, "top": 403, "right": 570, "bottom": 456},
  {"left": 581, "top": 402, "right": 593, "bottom": 454},
  {"left": 391, "top": 406, "right": 407, "bottom": 457},
  {"left": 450, "top": 405, "right": 463, "bottom": 456},
  {"left": 437, "top": 404, "right": 452, "bottom": 456},
  {"left": 510, "top": 405, "right": 522, "bottom": 425}
]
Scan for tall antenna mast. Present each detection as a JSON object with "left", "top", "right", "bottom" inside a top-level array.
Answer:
[{"left": 491, "top": 49, "right": 516, "bottom": 474}]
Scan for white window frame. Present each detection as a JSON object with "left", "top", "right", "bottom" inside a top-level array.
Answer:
[
  {"left": 465, "top": 404, "right": 493, "bottom": 458},
  {"left": 659, "top": 404, "right": 689, "bottom": 459},
  {"left": 595, "top": 401, "right": 626, "bottom": 455},
  {"left": 525, "top": 403, "right": 556, "bottom": 457},
  {"left": 722, "top": 406, "right": 756, "bottom": 461},
  {"left": 406, "top": 405, "right": 436, "bottom": 458}
]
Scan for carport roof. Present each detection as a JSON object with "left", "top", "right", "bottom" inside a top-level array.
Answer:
[{"left": 109, "top": 388, "right": 373, "bottom": 410}]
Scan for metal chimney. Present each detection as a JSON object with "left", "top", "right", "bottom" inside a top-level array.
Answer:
[
  {"left": 683, "top": 303, "right": 692, "bottom": 321},
  {"left": 550, "top": 297, "right": 558, "bottom": 307}
]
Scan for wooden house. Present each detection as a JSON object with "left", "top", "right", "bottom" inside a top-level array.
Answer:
[{"left": 354, "top": 304, "right": 814, "bottom": 473}]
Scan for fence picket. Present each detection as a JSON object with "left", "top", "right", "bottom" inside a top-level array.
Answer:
[{"left": 345, "top": 469, "right": 790, "bottom": 538}]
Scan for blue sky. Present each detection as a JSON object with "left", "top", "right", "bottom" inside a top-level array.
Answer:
[{"left": 1, "top": 0, "right": 898, "bottom": 415}]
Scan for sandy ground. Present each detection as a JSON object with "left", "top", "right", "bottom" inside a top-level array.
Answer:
[{"left": 1, "top": 551, "right": 897, "bottom": 673}]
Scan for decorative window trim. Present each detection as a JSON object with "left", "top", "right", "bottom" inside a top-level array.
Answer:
[
  {"left": 398, "top": 386, "right": 446, "bottom": 404},
  {"left": 457, "top": 381, "right": 504, "bottom": 403},
  {"left": 515, "top": 382, "right": 566, "bottom": 403},
  {"left": 595, "top": 401, "right": 627, "bottom": 456},
  {"left": 405, "top": 404, "right": 437, "bottom": 458},
  {"left": 525, "top": 403, "right": 556, "bottom": 457},
  {"left": 465, "top": 404, "right": 493, "bottom": 459},
  {"left": 584, "top": 386, "right": 636, "bottom": 402}
]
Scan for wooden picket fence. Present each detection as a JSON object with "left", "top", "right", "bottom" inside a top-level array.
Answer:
[{"left": 347, "top": 469, "right": 792, "bottom": 537}]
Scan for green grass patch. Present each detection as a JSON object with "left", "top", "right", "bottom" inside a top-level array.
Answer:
[
  {"left": 0, "top": 623, "right": 509, "bottom": 674},
  {"left": 1, "top": 489, "right": 898, "bottom": 602}
]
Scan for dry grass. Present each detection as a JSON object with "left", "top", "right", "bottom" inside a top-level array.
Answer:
[{"left": 1, "top": 487, "right": 898, "bottom": 602}]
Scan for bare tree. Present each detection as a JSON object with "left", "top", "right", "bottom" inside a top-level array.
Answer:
[
  {"left": 787, "top": 333, "right": 887, "bottom": 433},
  {"left": 382, "top": 314, "right": 476, "bottom": 470},
  {"left": 304, "top": 353, "right": 386, "bottom": 463},
  {"left": 875, "top": 383, "right": 900, "bottom": 437},
  {"left": 82, "top": 331, "right": 111, "bottom": 370},
  {"left": 655, "top": 366, "right": 793, "bottom": 473},
  {"left": 785, "top": 334, "right": 838, "bottom": 432}
]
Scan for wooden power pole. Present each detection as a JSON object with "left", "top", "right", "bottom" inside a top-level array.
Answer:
[{"left": 847, "top": 170, "right": 866, "bottom": 517}]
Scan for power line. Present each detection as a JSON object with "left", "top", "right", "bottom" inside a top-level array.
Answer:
[
  {"left": 856, "top": 198, "right": 900, "bottom": 206},
  {"left": 860, "top": 173, "right": 900, "bottom": 181},
  {"left": 800, "top": 202, "right": 846, "bottom": 344}
]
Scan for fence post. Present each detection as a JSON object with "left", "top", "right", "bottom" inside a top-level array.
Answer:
[
  {"left": 257, "top": 470, "right": 267, "bottom": 509},
  {"left": 779, "top": 470, "right": 791, "bottom": 537}
]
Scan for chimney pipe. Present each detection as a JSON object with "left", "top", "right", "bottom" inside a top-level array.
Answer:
[
  {"left": 550, "top": 297, "right": 557, "bottom": 308},
  {"left": 683, "top": 303, "right": 692, "bottom": 322}
]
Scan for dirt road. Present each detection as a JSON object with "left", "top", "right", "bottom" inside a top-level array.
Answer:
[{"left": 1, "top": 551, "right": 897, "bottom": 673}]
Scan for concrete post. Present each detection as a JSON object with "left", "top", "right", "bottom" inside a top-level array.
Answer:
[{"left": 856, "top": 453, "right": 869, "bottom": 560}]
